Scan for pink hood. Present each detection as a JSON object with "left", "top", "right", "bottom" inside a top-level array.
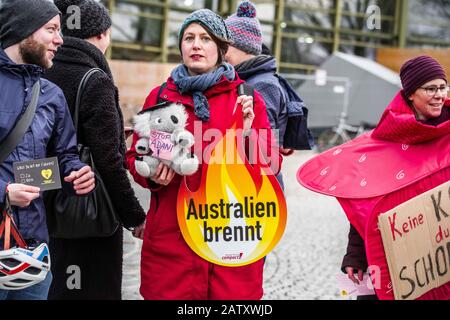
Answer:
[
  {"left": 297, "top": 92, "right": 450, "bottom": 299},
  {"left": 372, "top": 91, "right": 450, "bottom": 144}
]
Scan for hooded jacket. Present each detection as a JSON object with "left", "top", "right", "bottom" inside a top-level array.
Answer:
[
  {"left": 0, "top": 48, "right": 84, "bottom": 244},
  {"left": 235, "top": 55, "right": 288, "bottom": 145},
  {"left": 342, "top": 94, "right": 450, "bottom": 272},
  {"left": 297, "top": 91, "right": 450, "bottom": 299}
]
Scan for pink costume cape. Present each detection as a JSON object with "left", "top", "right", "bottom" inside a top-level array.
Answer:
[{"left": 297, "top": 92, "right": 450, "bottom": 300}]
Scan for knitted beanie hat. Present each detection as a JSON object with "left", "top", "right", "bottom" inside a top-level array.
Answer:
[
  {"left": 225, "top": 1, "right": 262, "bottom": 55},
  {"left": 0, "top": 0, "right": 60, "bottom": 49},
  {"left": 178, "top": 9, "right": 229, "bottom": 50},
  {"left": 54, "top": 0, "right": 112, "bottom": 39},
  {"left": 400, "top": 55, "right": 447, "bottom": 98}
]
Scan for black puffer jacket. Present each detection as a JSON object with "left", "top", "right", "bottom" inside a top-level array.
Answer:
[{"left": 44, "top": 37, "right": 145, "bottom": 228}]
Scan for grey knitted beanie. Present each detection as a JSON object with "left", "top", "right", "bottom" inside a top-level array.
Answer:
[{"left": 178, "top": 9, "right": 229, "bottom": 50}]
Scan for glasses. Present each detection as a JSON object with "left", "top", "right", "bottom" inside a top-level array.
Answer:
[{"left": 419, "top": 85, "right": 449, "bottom": 97}]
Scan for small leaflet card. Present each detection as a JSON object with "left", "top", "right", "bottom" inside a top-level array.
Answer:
[
  {"left": 13, "top": 157, "right": 62, "bottom": 191},
  {"left": 149, "top": 130, "right": 174, "bottom": 161},
  {"left": 337, "top": 273, "right": 376, "bottom": 297}
]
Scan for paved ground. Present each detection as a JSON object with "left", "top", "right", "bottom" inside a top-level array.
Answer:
[{"left": 122, "top": 151, "right": 350, "bottom": 300}]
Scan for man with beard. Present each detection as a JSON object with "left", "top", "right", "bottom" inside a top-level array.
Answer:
[{"left": 0, "top": 0, "right": 95, "bottom": 300}]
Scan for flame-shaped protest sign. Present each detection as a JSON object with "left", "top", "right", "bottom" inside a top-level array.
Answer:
[{"left": 177, "top": 126, "right": 287, "bottom": 267}]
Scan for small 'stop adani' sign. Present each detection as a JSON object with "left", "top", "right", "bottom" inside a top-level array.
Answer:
[
  {"left": 378, "top": 180, "right": 450, "bottom": 300},
  {"left": 149, "top": 130, "right": 174, "bottom": 161}
]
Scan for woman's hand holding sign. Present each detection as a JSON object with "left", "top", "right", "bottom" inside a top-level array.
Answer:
[
  {"left": 150, "top": 162, "right": 176, "bottom": 186},
  {"left": 237, "top": 95, "right": 254, "bottom": 136}
]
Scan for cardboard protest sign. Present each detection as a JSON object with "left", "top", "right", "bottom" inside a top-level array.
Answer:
[
  {"left": 177, "top": 129, "right": 286, "bottom": 267},
  {"left": 149, "top": 130, "right": 174, "bottom": 161},
  {"left": 378, "top": 180, "right": 450, "bottom": 300}
]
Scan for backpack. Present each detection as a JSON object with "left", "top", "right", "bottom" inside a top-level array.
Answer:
[{"left": 274, "top": 74, "right": 314, "bottom": 150}]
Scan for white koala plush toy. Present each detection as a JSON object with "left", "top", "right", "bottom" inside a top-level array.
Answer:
[{"left": 132, "top": 103, "right": 199, "bottom": 178}]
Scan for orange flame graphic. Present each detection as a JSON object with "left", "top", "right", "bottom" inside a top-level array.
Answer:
[{"left": 177, "top": 121, "right": 287, "bottom": 267}]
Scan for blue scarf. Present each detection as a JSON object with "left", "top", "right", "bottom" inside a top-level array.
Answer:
[{"left": 171, "top": 63, "right": 235, "bottom": 121}]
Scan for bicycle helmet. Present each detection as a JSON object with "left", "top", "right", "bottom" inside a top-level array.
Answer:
[
  {"left": 0, "top": 195, "right": 51, "bottom": 290},
  {"left": 0, "top": 243, "right": 50, "bottom": 290}
]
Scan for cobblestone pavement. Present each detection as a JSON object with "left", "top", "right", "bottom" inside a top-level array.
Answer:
[{"left": 122, "top": 151, "right": 350, "bottom": 300}]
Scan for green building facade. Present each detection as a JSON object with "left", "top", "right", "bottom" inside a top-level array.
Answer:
[{"left": 101, "top": 0, "right": 450, "bottom": 73}]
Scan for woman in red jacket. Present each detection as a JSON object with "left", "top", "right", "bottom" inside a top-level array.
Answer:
[{"left": 126, "top": 9, "right": 281, "bottom": 300}]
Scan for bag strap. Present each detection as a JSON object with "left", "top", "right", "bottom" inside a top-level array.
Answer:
[
  {"left": 136, "top": 82, "right": 169, "bottom": 115},
  {"left": 0, "top": 81, "right": 41, "bottom": 164},
  {"left": 274, "top": 74, "right": 306, "bottom": 113},
  {"left": 73, "top": 68, "right": 106, "bottom": 135},
  {"left": 156, "top": 82, "right": 168, "bottom": 104},
  {"left": 0, "top": 195, "right": 27, "bottom": 250}
]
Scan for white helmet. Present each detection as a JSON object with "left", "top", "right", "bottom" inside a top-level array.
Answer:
[{"left": 0, "top": 243, "right": 51, "bottom": 290}]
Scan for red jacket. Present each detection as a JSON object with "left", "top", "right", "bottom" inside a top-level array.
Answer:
[
  {"left": 127, "top": 75, "right": 282, "bottom": 190},
  {"left": 126, "top": 73, "right": 281, "bottom": 299},
  {"left": 298, "top": 92, "right": 450, "bottom": 300}
]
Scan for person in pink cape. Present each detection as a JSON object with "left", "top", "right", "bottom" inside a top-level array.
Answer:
[{"left": 297, "top": 55, "right": 449, "bottom": 300}]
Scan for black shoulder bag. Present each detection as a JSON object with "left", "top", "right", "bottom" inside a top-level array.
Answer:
[{"left": 45, "top": 68, "right": 119, "bottom": 239}]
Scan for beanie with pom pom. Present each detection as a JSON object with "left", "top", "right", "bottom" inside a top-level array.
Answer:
[
  {"left": 225, "top": 1, "right": 262, "bottom": 55},
  {"left": 54, "top": 0, "right": 111, "bottom": 39}
]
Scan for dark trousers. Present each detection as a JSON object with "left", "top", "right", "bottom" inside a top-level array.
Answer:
[{"left": 48, "top": 227, "right": 123, "bottom": 300}]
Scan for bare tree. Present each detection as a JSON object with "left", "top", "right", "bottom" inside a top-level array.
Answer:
[{"left": 410, "top": 0, "right": 450, "bottom": 43}]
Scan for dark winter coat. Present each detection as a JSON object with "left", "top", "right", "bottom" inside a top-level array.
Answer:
[
  {"left": 0, "top": 48, "right": 84, "bottom": 245},
  {"left": 43, "top": 37, "right": 145, "bottom": 300}
]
